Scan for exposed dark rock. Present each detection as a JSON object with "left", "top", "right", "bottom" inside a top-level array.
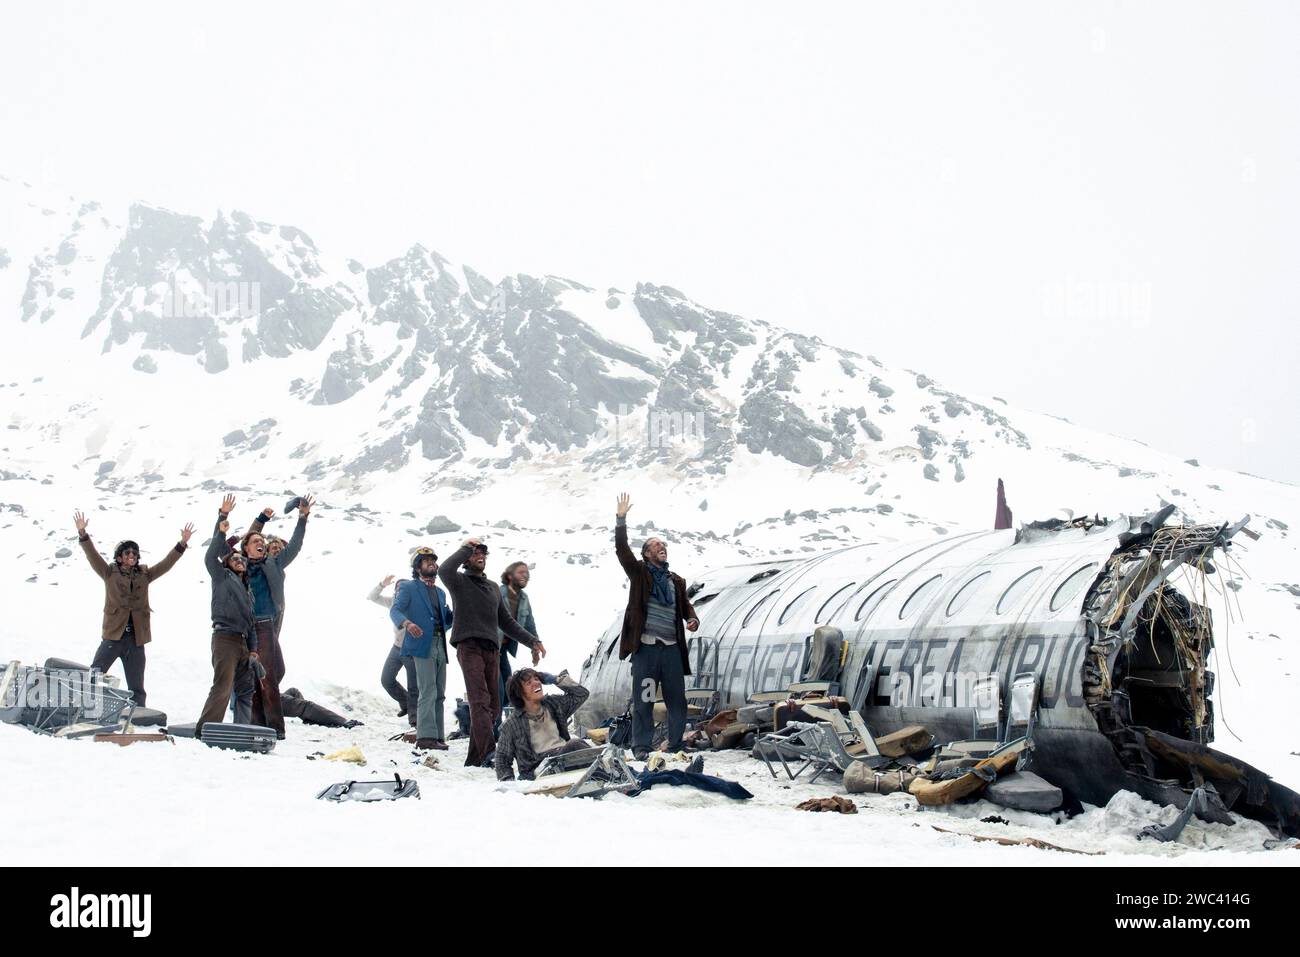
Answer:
[{"left": 425, "top": 515, "right": 460, "bottom": 534}]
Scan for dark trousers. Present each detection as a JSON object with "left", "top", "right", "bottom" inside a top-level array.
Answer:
[
  {"left": 381, "top": 645, "right": 419, "bottom": 726},
  {"left": 494, "top": 651, "right": 513, "bottom": 736},
  {"left": 250, "top": 619, "right": 285, "bottom": 736},
  {"left": 272, "top": 611, "right": 286, "bottom": 683},
  {"left": 456, "top": 639, "right": 500, "bottom": 768},
  {"left": 90, "top": 631, "right": 147, "bottom": 708},
  {"left": 198, "top": 633, "right": 250, "bottom": 734},
  {"left": 630, "top": 641, "right": 687, "bottom": 751}
]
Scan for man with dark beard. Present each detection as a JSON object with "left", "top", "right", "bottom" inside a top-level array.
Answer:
[
  {"left": 439, "top": 539, "right": 546, "bottom": 767},
  {"left": 390, "top": 548, "right": 454, "bottom": 749},
  {"left": 197, "top": 496, "right": 258, "bottom": 734}
]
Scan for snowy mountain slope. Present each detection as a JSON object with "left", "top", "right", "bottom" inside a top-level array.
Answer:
[{"left": 1, "top": 175, "right": 1298, "bottom": 862}]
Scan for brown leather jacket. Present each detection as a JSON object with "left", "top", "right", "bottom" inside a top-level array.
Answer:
[
  {"left": 79, "top": 534, "right": 186, "bottom": 645},
  {"left": 614, "top": 519, "right": 696, "bottom": 675}
]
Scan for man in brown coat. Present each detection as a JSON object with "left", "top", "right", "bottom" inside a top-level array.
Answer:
[
  {"left": 614, "top": 493, "right": 698, "bottom": 760},
  {"left": 74, "top": 509, "right": 194, "bottom": 708}
]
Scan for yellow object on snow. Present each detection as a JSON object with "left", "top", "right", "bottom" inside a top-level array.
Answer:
[
  {"left": 645, "top": 751, "right": 690, "bottom": 771},
  {"left": 323, "top": 745, "right": 366, "bottom": 766}
]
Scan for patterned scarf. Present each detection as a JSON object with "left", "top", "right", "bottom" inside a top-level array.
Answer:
[{"left": 648, "top": 561, "right": 674, "bottom": 607}]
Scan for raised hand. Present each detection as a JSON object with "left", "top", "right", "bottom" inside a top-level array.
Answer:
[
  {"left": 298, "top": 494, "right": 315, "bottom": 518},
  {"left": 381, "top": 574, "right": 396, "bottom": 588},
  {"left": 221, "top": 494, "right": 236, "bottom": 515},
  {"left": 616, "top": 493, "right": 632, "bottom": 518},
  {"left": 464, "top": 537, "right": 481, "bottom": 549},
  {"left": 180, "top": 523, "right": 196, "bottom": 545},
  {"left": 261, "top": 507, "right": 274, "bottom": 521},
  {"left": 219, "top": 519, "right": 230, "bottom": 534},
  {"left": 74, "top": 510, "right": 88, "bottom": 534}
]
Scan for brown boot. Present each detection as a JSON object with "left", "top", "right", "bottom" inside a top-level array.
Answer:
[
  {"left": 430, "top": 739, "right": 449, "bottom": 751},
  {"left": 416, "top": 738, "right": 438, "bottom": 749}
]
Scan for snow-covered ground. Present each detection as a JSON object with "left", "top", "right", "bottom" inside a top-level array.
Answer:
[
  {"left": 1, "top": 481, "right": 1297, "bottom": 866},
  {"left": 2, "top": 696, "right": 1294, "bottom": 867}
]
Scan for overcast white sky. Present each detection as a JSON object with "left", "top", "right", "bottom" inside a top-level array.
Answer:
[{"left": 3, "top": 1, "right": 1297, "bottom": 482}]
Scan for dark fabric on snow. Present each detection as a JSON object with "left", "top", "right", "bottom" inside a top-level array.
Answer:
[{"left": 632, "top": 769, "right": 752, "bottom": 800}]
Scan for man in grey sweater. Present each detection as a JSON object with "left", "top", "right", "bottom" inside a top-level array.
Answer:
[
  {"left": 439, "top": 538, "right": 546, "bottom": 767},
  {"left": 614, "top": 493, "right": 699, "bottom": 760}
]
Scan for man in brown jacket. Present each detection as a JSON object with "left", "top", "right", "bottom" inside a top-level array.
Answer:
[
  {"left": 614, "top": 493, "right": 698, "bottom": 760},
  {"left": 74, "top": 509, "right": 194, "bottom": 708}
]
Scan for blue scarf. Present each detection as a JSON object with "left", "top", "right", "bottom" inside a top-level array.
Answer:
[{"left": 648, "top": 561, "right": 674, "bottom": 607}]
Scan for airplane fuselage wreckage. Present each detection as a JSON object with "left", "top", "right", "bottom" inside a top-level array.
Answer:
[{"left": 579, "top": 505, "right": 1300, "bottom": 837}]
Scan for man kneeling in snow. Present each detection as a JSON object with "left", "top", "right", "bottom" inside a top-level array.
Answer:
[{"left": 494, "top": 669, "right": 592, "bottom": 781}]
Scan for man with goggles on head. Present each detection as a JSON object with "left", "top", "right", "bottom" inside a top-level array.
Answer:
[
  {"left": 73, "top": 508, "right": 194, "bottom": 709},
  {"left": 390, "top": 546, "right": 455, "bottom": 749}
]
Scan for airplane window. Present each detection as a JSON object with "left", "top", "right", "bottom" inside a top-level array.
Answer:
[
  {"left": 854, "top": 579, "right": 897, "bottom": 621},
  {"left": 899, "top": 574, "right": 943, "bottom": 620},
  {"left": 778, "top": 586, "right": 818, "bottom": 625},
  {"left": 815, "top": 582, "right": 857, "bottom": 623},
  {"left": 742, "top": 590, "right": 778, "bottom": 629},
  {"left": 947, "top": 571, "right": 991, "bottom": 617},
  {"left": 747, "top": 568, "right": 781, "bottom": 584},
  {"left": 1050, "top": 563, "right": 1099, "bottom": 612},
  {"left": 997, "top": 566, "right": 1044, "bottom": 615},
  {"left": 693, "top": 593, "right": 718, "bottom": 606}
]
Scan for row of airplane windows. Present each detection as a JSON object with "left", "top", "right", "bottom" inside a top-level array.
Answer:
[{"left": 731, "top": 561, "right": 1101, "bottom": 631}]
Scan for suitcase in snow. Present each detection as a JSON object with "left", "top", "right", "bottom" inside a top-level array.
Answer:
[{"left": 199, "top": 722, "right": 277, "bottom": 753}]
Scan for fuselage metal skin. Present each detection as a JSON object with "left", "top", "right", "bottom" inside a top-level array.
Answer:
[{"left": 578, "top": 512, "right": 1300, "bottom": 837}]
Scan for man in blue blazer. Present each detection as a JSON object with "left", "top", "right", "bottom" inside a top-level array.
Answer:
[{"left": 390, "top": 547, "right": 454, "bottom": 749}]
